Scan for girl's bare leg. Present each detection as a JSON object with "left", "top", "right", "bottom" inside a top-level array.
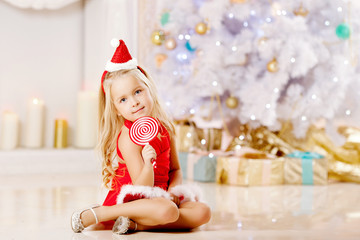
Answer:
[
  {"left": 81, "top": 198, "right": 179, "bottom": 228},
  {"left": 137, "top": 201, "right": 211, "bottom": 231}
]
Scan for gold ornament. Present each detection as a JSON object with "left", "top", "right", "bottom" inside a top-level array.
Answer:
[
  {"left": 267, "top": 58, "right": 279, "bottom": 73},
  {"left": 258, "top": 37, "right": 268, "bottom": 46},
  {"left": 151, "top": 30, "right": 165, "bottom": 45},
  {"left": 293, "top": 4, "right": 309, "bottom": 17},
  {"left": 225, "top": 96, "right": 239, "bottom": 109},
  {"left": 164, "top": 38, "right": 177, "bottom": 50},
  {"left": 195, "top": 22, "right": 208, "bottom": 35},
  {"left": 155, "top": 53, "right": 167, "bottom": 68},
  {"left": 230, "top": 0, "right": 247, "bottom": 3}
]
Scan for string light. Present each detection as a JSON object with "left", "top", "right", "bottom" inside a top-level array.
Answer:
[
  {"left": 178, "top": 34, "right": 184, "bottom": 40},
  {"left": 239, "top": 135, "right": 245, "bottom": 140},
  {"left": 212, "top": 81, "right": 218, "bottom": 86},
  {"left": 232, "top": 46, "right": 238, "bottom": 51},
  {"left": 215, "top": 41, "right": 221, "bottom": 46},
  {"left": 337, "top": 7, "right": 343, "bottom": 12},
  {"left": 265, "top": 103, "right": 271, "bottom": 109},
  {"left": 185, "top": 34, "right": 191, "bottom": 40},
  {"left": 201, "top": 139, "right": 206, "bottom": 145},
  {"left": 346, "top": 109, "right": 351, "bottom": 115},
  {"left": 273, "top": 88, "right": 279, "bottom": 93},
  {"left": 333, "top": 77, "right": 338, "bottom": 82},
  {"left": 250, "top": 115, "right": 256, "bottom": 120},
  {"left": 324, "top": 20, "right": 330, "bottom": 26},
  {"left": 228, "top": 13, "right": 234, "bottom": 18},
  {"left": 189, "top": 108, "right": 195, "bottom": 114},
  {"left": 176, "top": 53, "right": 188, "bottom": 61},
  {"left": 186, "top": 132, "right": 192, "bottom": 138},
  {"left": 301, "top": 116, "right": 307, "bottom": 121},
  {"left": 243, "top": 21, "right": 249, "bottom": 27},
  {"left": 290, "top": 57, "right": 296, "bottom": 63},
  {"left": 311, "top": 94, "right": 317, "bottom": 100}
]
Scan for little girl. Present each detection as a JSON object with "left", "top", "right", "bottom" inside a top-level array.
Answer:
[{"left": 71, "top": 39, "right": 211, "bottom": 234}]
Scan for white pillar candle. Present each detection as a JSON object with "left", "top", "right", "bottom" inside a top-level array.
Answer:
[
  {"left": 24, "top": 98, "right": 45, "bottom": 148},
  {"left": 75, "top": 91, "right": 97, "bottom": 148},
  {"left": 0, "top": 111, "right": 19, "bottom": 150}
]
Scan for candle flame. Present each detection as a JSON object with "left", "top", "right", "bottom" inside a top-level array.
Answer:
[{"left": 33, "top": 98, "right": 40, "bottom": 104}]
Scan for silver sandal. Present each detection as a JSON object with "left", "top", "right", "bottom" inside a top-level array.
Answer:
[
  {"left": 71, "top": 204, "right": 100, "bottom": 233},
  {"left": 112, "top": 216, "right": 137, "bottom": 235}
]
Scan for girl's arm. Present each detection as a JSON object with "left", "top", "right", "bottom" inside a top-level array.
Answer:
[
  {"left": 167, "top": 133, "right": 183, "bottom": 190},
  {"left": 118, "top": 127, "right": 155, "bottom": 186}
]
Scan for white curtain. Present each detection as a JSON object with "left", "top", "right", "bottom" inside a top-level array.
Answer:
[{"left": 2, "top": 0, "right": 79, "bottom": 10}]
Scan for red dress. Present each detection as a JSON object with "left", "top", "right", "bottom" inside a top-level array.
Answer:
[{"left": 103, "top": 119, "right": 171, "bottom": 206}]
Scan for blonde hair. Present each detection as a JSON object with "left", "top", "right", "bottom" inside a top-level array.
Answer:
[{"left": 97, "top": 68, "right": 175, "bottom": 189}]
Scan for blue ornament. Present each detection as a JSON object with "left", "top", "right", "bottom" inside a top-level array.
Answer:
[
  {"left": 336, "top": 23, "right": 350, "bottom": 39},
  {"left": 161, "top": 12, "right": 170, "bottom": 26},
  {"left": 185, "top": 41, "right": 196, "bottom": 52}
]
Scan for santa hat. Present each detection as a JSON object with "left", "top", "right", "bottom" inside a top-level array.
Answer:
[{"left": 101, "top": 39, "right": 144, "bottom": 93}]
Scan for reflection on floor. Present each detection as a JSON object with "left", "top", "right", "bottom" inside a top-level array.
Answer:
[{"left": 0, "top": 173, "right": 360, "bottom": 240}]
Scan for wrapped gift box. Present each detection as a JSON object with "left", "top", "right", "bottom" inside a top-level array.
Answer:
[
  {"left": 175, "top": 119, "right": 223, "bottom": 152},
  {"left": 178, "top": 151, "right": 222, "bottom": 182},
  {"left": 284, "top": 151, "right": 328, "bottom": 185},
  {"left": 216, "top": 151, "right": 284, "bottom": 186},
  {"left": 175, "top": 122, "right": 201, "bottom": 152}
]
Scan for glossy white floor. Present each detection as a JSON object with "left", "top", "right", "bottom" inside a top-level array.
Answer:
[{"left": 1, "top": 172, "right": 360, "bottom": 240}]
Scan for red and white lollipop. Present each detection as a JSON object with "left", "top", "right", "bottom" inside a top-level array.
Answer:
[{"left": 129, "top": 116, "right": 159, "bottom": 146}]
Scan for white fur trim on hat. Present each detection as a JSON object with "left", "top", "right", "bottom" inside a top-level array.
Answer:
[{"left": 105, "top": 59, "right": 138, "bottom": 72}]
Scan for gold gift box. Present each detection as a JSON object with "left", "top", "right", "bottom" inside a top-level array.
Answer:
[
  {"left": 284, "top": 152, "right": 328, "bottom": 185},
  {"left": 175, "top": 124, "right": 200, "bottom": 152},
  {"left": 216, "top": 152, "right": 284, "bottom": 186},
  {"left": 175, "top": 120, "right": 222, "bottom": 152}
]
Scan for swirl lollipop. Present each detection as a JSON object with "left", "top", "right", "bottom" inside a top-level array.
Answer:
[{"left": 129, "top": 116, "right": 159, "bottom": 146}]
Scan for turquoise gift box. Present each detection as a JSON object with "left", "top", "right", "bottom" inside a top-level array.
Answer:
[
  {"left": 178, "top": 151, "right": 218, "bottom": 182},
  {"left": 284, "top": 151, "right": 328, "bottom": 185}
]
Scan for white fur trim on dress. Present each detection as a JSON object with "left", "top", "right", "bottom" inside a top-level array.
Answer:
[
  {"left": 105, "top": 59, "right": 138, "bottom": 72},
  {"left": 117, "top": 185, "right": 170, "bottom": 204},
  {"left": 169, "top": 184, "right": 204, "bottom": 204},
  {"left": 116, "top": 184, "right": 205, "bottom": 205}
]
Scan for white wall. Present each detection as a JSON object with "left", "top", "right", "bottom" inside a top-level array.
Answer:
[
  {"left": 0, "top": 1, "right": 83, "bottom": 147},
  {"left": 83, "top": 0, "right": 138, "bottom": 90},
  {"left": 0, "top": 0, "right": 138, "bottom": 148}
]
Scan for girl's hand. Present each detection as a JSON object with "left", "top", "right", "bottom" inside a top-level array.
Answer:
[
  {"left": 170, "top": 193, "right": 180, "bottom": 207},
  {"left": 141, "top": 144, "right": 157, "bottom": 166}
]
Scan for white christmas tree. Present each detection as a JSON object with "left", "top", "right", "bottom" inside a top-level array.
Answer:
[{"left": 144, "top": 0, "right": 360, "bottom": 143}]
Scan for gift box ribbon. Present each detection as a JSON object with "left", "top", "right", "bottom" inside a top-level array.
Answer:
[{"left": 287, "top": 151, "right": 324, "bottom": 185}]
